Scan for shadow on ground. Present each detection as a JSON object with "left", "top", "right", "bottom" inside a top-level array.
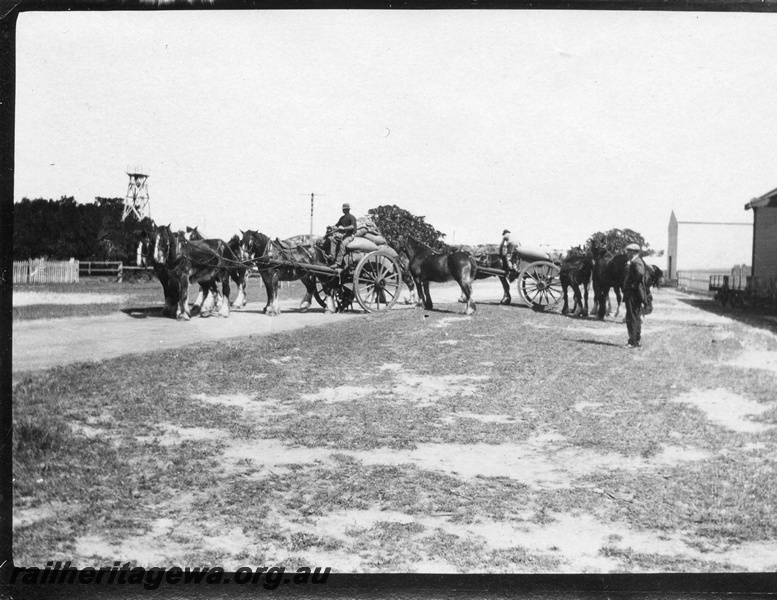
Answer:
[
  {"left": 121, "top": 307, "right": 168, "bottom": 319},
  {"left": 565, "top": 338, "right": 625, "bottom": 348},
  {"left": 676, "top": 295, "right": 777, "bottom": 335}
]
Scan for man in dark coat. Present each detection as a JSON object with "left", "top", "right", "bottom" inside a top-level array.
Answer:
[
  {"left": 623, "top": 243, "right": 647, "bottom": 348},
  {"left": 330, "top": 203, "right": 357, "bottom": 269}
]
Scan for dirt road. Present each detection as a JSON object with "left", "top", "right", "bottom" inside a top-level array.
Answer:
[{"left": 12, "top": 279, "right": 510, "bottom": 376}]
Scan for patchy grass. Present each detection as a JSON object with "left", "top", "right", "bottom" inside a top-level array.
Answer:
[{"left": 12, "top": 288, "right": 777, "bottom": 571}]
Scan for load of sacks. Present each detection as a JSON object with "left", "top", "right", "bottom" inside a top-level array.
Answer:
[{"left": 343, "top": 216, "right": 400, "bottom": 267}]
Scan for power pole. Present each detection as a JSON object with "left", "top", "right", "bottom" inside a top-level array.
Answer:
[{"left": 299, "top": 193, "right": 324, "bottom": 248}]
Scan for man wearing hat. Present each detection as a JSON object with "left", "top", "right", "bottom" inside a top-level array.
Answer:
[
  {"left": 330, "top": 203, "right": 357, "bottom": 269},
  {"left": 623, "top": 243, "right": 648, "bottom": 348},
  {"left": 498, "top": 229, "right": 521, "bottom": 274}
]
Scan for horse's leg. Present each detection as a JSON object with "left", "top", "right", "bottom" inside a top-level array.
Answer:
[
  {"left": 596, "top": 286, "right": 607, "bottom": 320},
  {"left": 176, "top": 274, "right": 191, "bottom": 321},
  {"left": 217, "top": 273, "right": 231, "bottom": 318},
  {"left": 212, "top": 280, "right": 223, "bottom": 311},
  {"left": 460, "top": 282, "right": 475, "bottom": 315},
  {"left": 200, "top": 283, "right": 215, "bottom": 317},
  {"left": 499, "top": 276, "right": 511, "bottom": 305},
  {"left": 614, "top": 287, "right": 622, "bottom": 318},
  {"left": 423, "top": 281, "right": 433, "bottom": 311},
  {"left": 299, "top": 275, "right": 315, "bottom": 311},
  {"left": 231, "top": 270, "right": 246, "bottom": 308},
  {"left": 561, "top": 280, "right": 570, "bottom": 314},
  {"left": 582, "top": 282, "right": 589, "bottom": 317},
  {"left": 324, "top": 293, "right": 336, "bottom": 314},
  {"left": 158, "top": 269, "right": 176, "bottom": 317},
  {"left": 572, "top": 283, "right": 584, "bottom": 316},
  {"left": 414, "top": 277, "right": 425, "bottom": 309},
  {"left": 270, "top": 272, "right": 282, "bottom": 316},
  {"left": 191, "top": 285, "right": 205, "bottom": 316},
  {"left": 261, "top": 272, "right": 274, "bottom": 314}
]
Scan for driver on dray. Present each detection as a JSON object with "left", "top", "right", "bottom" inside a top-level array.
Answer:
[
  {"left": 327, "top": 203, "right": 358, "bottom": 271},
  {"left": 499, "top": 229, "right": 521, "bottom": 275}
]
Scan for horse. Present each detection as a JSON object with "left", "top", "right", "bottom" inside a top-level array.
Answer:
[
  {"left": 150, "top": 225, "right": 234, "bottom": 320},
  {"left": 239, "top": 229, "right": 325, "bottom": 315},
  {"left": 646, "top": 264, "right": 663, "bottom": 290},
  {"left": 397, "top": 252, "right": 419, "bottom": 305},
  {"left": 143, "top": 226, "right": 178, "bottom": 318},
  {"left": 185, "top": 227, "right": 248, "bottom": 312},
  {"left": 644, "top": 264, "right": 663, "bottom": 315},
  {"left": 560, "top": 246, "right": 593, "bottom": 317},
  {"left": 395, "top": 235, "right": 478, "bottom": 315},
  {"left": 593, "top": 243, "right": 660, "bottom": 319},
  {"left": 591, "top": 241, "right": 625, "bottom": 320}
]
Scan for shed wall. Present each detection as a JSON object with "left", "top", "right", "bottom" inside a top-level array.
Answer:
[{"left": 752, "top": 206, "right": 777, "bottom": 280}]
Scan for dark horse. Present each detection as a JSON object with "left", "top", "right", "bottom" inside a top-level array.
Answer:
[
  {"left": 144, "top": 227, "right": 178, "bottom": 318},
  {"left": 646, "top": 264, "right": 663, "bottom": 290},
  {"left": 644, "top": 264, "right": 663, "bottom": 315},
  {"left": 185, "top": 227, "right": 248, "bottom": 311},
  {"left": 592, "top": 241, "right": 624, "bottom": 320},
  {"left": 560, "top": 246, "right": 593, "bottom": 317},
  {"left": 593, "top": 243, "right": 660, "bottom": 319},
  {"left": 396, "top": 236, "right": 478, "bottom": 315},
  {"left": 150, "top": 225, "right": 235, "bottom": 320},
  {"left": 239, "top": 229, "right": 325, "bottom": 315}
]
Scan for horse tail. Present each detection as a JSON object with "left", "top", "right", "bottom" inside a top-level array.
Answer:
[{"left": 465, "top": 255, "right": 478, "bottom": 284}]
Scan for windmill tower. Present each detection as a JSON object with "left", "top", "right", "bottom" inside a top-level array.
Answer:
[{"left": 123, "top": 167, "right": 151, "bottom": 221}]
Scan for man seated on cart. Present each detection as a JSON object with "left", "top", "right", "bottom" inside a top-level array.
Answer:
[
  {"left": 499, "top": 229, "right": 522, "bottom": 277},
  {"left": 327, "top": 203, "right": 358, "bottom": 271}
]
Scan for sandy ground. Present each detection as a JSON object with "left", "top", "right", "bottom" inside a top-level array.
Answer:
[
  {"left": 11, "top": 278, "right": 511, "bottom": 376},
  {"left": 13, "top": 282, "right": 777, "bottom": 572}
]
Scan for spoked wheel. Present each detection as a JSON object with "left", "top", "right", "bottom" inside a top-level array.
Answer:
[
  {"left": 353, "top": 251, "right": 403, "bottom": 312},
  {"left": 310, "top": 274, "right": 328, "bottom": 308},
  {"left": 517, "top": 260, "right": 563, "bottom": 310}
]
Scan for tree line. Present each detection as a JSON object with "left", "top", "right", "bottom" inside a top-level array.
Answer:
[
  {"left": 13, "top": 196, "right": 154, "bottom": 263},
  {"left": 13, "top": 196, "right": 656, "bottom": 264}
]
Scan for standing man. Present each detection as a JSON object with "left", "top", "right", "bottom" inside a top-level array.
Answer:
[
  {"left": 623, "top": 243, "right": 647, "bottom": 348},
  {"left": 499, "top": 229, "right": 520, "bottom": 273},
  {"left": 330, "top": 203, "right": 357, "bottom": 270}
]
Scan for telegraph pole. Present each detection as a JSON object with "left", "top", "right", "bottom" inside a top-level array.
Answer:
[{"left": 299, "top": 193, "right": 324, "bottom": 248}]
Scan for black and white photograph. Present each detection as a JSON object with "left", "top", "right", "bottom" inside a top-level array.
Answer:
[{"left": 7, "top": 7, "right": 777, "bottom": 579}]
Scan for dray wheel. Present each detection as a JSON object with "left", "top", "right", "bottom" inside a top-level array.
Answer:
[
  {"left": 517, "top": 260, "right": 563, "bottom": 310},
  {"left": 353, "top": 251, "right": 403, "bottom": 312},
  {"left": 309, "top": 274, "right": 328, "bottom": 308}
]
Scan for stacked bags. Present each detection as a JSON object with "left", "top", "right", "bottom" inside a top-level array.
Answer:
[{"left": 344, "top": 216, "right": 399, "bottom": 267}]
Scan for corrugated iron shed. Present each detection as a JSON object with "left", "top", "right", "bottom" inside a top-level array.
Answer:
[{"left": 745, "top": 187, "right": 777, "bottom": 210}]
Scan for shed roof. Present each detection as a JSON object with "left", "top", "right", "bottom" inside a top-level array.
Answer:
[{"left": 745, "top": 186, "right": 777, "bottom": 210}]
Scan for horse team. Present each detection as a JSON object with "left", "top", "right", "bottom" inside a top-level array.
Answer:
[
  {"left": 559, "top": 239, "right": 663, "bottom": 319},
  {"left": 144, "top": 224, "right": 661, "bottom": 322}
]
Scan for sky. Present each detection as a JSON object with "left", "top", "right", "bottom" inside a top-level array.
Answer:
[{"left": 14, "top": 10, "right": 777, "bottom": 252}]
